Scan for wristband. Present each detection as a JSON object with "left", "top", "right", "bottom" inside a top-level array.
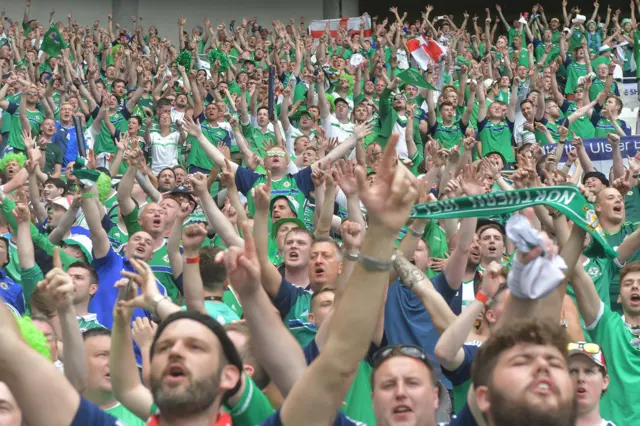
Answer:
[
  {"left": 186, "top": 256, "right": 200, "bottom": 264},
  {"left": 475, "top": 290, "right": 491, "bottom": 305},
  {"left": 81, "top": 192, "right": 94, "bottom": 198},
  {"left": 151, "top": 294, "right": 171, "bottom": 314},
  {"left": 344, "top": 251, "right": 360, "bottom": 262},
  {"left": 407, "top": 225, "right": 423, "bottom": 238},
  {"left": 358, "top": 254, "right": 392, "bottom": 271}
]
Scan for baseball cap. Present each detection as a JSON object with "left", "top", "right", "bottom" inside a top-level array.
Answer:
[
  {"left": 167, "top": 185, "right": 197, "bottom": 205},
  {"left": 62, "top": 234, "right": 94, "bottom": 263},
  {"left": 49, "top": 196, "right": 71, "bottom": 211},
  {"left": 476, "top": 218, "right": 506, "bottom": 237},
  {"left": 483, "top": 79, "right": 498, "bottom": 90},
  {"left": 333, "top": 97, "right": 349, "bottom": 108},
  {"left": 582, "top": 171, "right": 610, "bottom": 187},
  {"left": 568, "top": 342, "right": 607, "bottom": 373},
  {"left": 270, "top": 195, "right": 300, "bottom": 216},
  {"left": 299, "top": 107, "right": 316, "bottom": 121},
  {"left": 272, "top": 217, "right": 306, "bottom": 236}
]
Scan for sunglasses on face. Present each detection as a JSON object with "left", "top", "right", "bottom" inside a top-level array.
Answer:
[{"left": 266, "top": 151, "right": 285, "bottom": 158}]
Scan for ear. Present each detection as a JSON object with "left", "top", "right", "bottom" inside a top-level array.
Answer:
[
  {"left": 307, "top": 312, "right": 316, "bottom": 325},
  {"left": 602, "top": 374, "right": 610, "bottom": 392},
  {"left": 433, "top": 385, "right": 440, "bottom": 411},
  {"left": 475, "top": 385, "right": 491, "bottom": 415},
  {"left": 219, "top": 364, "right": 241, "bottom": 393},
  {"left": 89, "top": 283, "right": 98, "bottom": 296},
  {"left": 617, "top": 294, "right": 622, "bottom": 304},
  {"left": 242, "top": 363, "right": 255, "bottom": 378},
  {"left": 485, "top": 308, "right": 496, "bottom": 325},
  {"left": 337, "top": 261, "right": 343, "bottom": 276}
]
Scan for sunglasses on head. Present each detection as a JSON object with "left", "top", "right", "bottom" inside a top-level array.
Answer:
[
  {"left": 372, "top": 344, "right": 428, "bottom": 368},
  {"left": 567, "top": 342, "right": 602, "bottom": 354}
]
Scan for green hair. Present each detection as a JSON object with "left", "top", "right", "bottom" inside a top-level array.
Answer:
[
  {"left": 0, "top": 152, "right": 26, "bottom": 172},
  {"left": 339, "top": 73, "right": 355, "bottom": 96},
  {"left": 17, "top": 316, "right": 51, "bottom": 361},
  {"left": 96, "top": 172, "right": 112, "bottom": 204}
]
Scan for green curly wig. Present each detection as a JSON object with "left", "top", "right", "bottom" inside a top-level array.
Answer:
[
  {"left": 17, "top": 316, "right": 51, "bottom": 361},
  {"left": 0, "top": 153, "right": 26, "bottom": 172},
  {"left": 96, "top": 172, "right": 112, "bottom": 204},
  {"left": 175, "top": 50, "right": 193, "bottom": 73}
]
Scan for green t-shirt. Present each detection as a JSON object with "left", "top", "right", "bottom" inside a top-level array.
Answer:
[
  {"left": 604, "top": 221, "right": 640, "bottom": 312},
  {"left": 43, "top": 143, "right": 64, "bottom": 174},
  {"left": 624, "top": 187, "right": 640, "bottom": 223},
  {"left": 186, "top": 121, "right": 231, "bottom": 170},
  {"left": 587, "top": 304, "right": 640, "bottom": 426},
  {"left": 148, "top": 241, "right": 180, "bottom": 303},
  {"left": 104, "top": 402, "right": 145, "bottom": 426},
  {"left": 565, "top": 100, "right": 595, "bottom": 139},
  {"left": 565, "top": 60, "right": 589, "bottom": 95},
  {"left": 224, "top": 375, "right": 274, "bottom": 426},
  {"left": 77, "top": 314, "right": 106, "bottom": 332},
  {"left": 94, "top": 110, "right": 130, "bottom": 155},
  {"left": 7, "top": 106, "right": 44, "bottom": 152},
  {"left": 241, "top": 122, "right": 275, "bottom": 156},
  {"left": 282, "top": 289, "right": 316, "bottom": 347},
  {"left": 244, "top": 173, "right": 308, "bottom": 218},
  {"left": 567, "top": 256, "right": 618, "bottom": 308},
  {"left": 478, "top": 119, "right": 515, "bottom": 163},
  {"left": 223, "top": 287, "right": 243, "bottom": 318},
  {"left": 183, "top": 300, "right": 240, "bottom": 325},
  {"left": 432, "top": 120, "right": 467, "bottom": 150}
]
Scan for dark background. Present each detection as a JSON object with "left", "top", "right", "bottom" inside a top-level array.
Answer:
[{"left": 357, "top": 0, "right": 634, "bottom": 29}]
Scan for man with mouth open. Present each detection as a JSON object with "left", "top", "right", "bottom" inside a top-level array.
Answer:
[
  {"left": 81, "top": 184, "right": 167, "bottom": 364},
  {"left": 570, "top": 261, "right": 640, "bottom": 425},
  {"left": 567, "top": 341, "right": 616, "bottom": 426}
]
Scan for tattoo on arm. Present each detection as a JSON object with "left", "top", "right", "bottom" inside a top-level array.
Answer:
[{"left": 392, "top": 253, "right": 426, "bottom": 290}]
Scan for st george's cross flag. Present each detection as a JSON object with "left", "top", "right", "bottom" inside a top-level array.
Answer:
[
  {"left": 309, "top": 14, "right": 372, "bottom": 39},
  {"left": 406, "top": 36, "right": 446, "bottom": 69}
]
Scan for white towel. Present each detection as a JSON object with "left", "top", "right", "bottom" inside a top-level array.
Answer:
[{"left": 506, "top": 215, "right": 568, "bottom": 299}]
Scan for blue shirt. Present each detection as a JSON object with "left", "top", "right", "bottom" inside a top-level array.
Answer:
[
  {"left": 0, "top": 269, "right": 25, "bottom": 315},
  {"left": 89, "top": 247, "right": 167, "bottom": 364},
  {"left": 71, "top": 397, "right": 122, "bottom": 426},
  {"left": 384, "top": 274, "right": 453, "bottom": 389},
  {"left": 434, "top": 271, "right": 481, "bottom": 316},
  {"left": 442, "top": 343, "right": 480, "bottom": 386},
  {"left": 259, "top": 409, "right": 366, "bottom": 426},
  {"left": 449, "top": 404, "right": 478, "bottom": 426},
  {"left": 56, "top": 121, "right": 85, "bottom": 168}
]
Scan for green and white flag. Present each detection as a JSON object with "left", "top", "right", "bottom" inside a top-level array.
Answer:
[
  {"left": 396, "top": 68, "right": 437, "bottom": 91},
  {"left": 41, "top": 24, "right": 67, "bottom": 58},
  {"left": 410, "top": 185, "right": 617, "bottom": 258}
]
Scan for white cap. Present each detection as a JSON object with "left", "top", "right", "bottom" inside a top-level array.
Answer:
[{"left": 49, "top": 196, "right": 71, "bottom": 211}]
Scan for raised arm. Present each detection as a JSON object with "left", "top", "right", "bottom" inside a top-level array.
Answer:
[
  {"left": 281, "top": 134, "right": 418, "bottom": 425},
  {"left": 80, "top": 185, "right": 110, "bottom": 260},
  {"left": 434, "top": 262, "right": 503, "bottom": 370}
]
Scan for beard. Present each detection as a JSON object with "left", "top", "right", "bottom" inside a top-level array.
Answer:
[
  {"left": 150, "top": 370, "right": 220, "bottom": 419},
  {"left": 488, "top": 383, "right": 577, "bottom": 426}
]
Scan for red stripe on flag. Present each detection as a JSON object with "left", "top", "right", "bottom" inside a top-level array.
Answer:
[{"left": 310, "top": 29, "right": 373, "bottom": 38}]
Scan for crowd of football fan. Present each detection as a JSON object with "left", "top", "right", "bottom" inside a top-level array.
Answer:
[{"left": 0, "top": 0, "right": 639, "bottom": 425}]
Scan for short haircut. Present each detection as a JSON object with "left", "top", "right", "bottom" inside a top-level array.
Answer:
[
  {"left": 82, "top": 327, "right": 111, "bottom": 340},
  {"left": 158, "top": 167, "right": 176, "bottom": 179},
  {"left": 68, "top": 262, "right": 99, "bottom": 285},
  {"left": 224, "top": 322, "right": 270, "bottom": 389},
  {"left": 173, "top": 165, "right": 186, "bottom": 173},
  {"left": 620, "top": 261, "right": 640, "bottom": 284},
  {"left": 439, "top": 100, "right": 455, "bottom": 111},
  {"left": 519, "top": 99, "right": 534, "bottom": 109},
  {"left": 313, "top": 236, "right": 343, "bottom": 261},
  {"left": 199, "top": 246, "right": 227, "bottom": 292},
  {"left": 310, "top": 286, "right": 335, "bottom": 313},
  {"left": 0, "top": 236, "right": 10, "bottom": 267},
  {"left": 285, "top": 227, "right": 315, "bottom": 245},
  {"left": 155, "top": 98, "right": 172, "bottom": 110},
  {"left": 112, "top": 78, "right": 126, "bottom": 87},
  {"left": 471, "top": 319, "right": 568, "bottom": 388}
]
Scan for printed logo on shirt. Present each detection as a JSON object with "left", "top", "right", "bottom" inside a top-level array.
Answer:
[
  {"left": 163, "top": 254, "right": 170, "bottom": 263},
  {"left": 283, "top": 181, "right": 291, "bottom": 187},
  {"left": 587, "top": 266, "right": 601, "bottom": 277},
  {"left": 0, "top": 282, "right": 7, "bottom": 290}
]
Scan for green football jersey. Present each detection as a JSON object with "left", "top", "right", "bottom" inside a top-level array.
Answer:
[
  {"left": 94, "top": 111, "right": 129, "bottom": 155},
  {"left": 77, "top": 314, "right": 106, "bottom": 332},
  {"left": 604, "top": 221, "right": 640, "bottom": 312},
  {"left": 148, "top": 240, "right": 180, "bottom": 303},
  {"left": 224, "top": 375, "right": 274, "bottom": 426},
  {"left": 478, "top": 119, "right": 515, "bottom": 163},
  {"left": 8, "top": 107, "right": 44, "bottom": 151},
  {"left": 104, "top": 402, "right": 145, "bottom": 426}
]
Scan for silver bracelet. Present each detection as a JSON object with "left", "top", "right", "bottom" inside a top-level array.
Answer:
[
  {"left": 359, "top": 254, "right": 393, "bottom": 271},
  {"left": 344, "top": 251, "right": 360, "bottom": 262},
  {"left": 407, "top": 225, "right": 423, "bottom": 238}
]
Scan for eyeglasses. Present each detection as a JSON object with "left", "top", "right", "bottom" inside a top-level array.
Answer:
[
  {"left": 266, "top": 151, "right": 285, "bottom": 158},
  {"left": 567, "top": 342, "right": 601, "bottom": 354},
  {"left": 372, "top": 344, "right": 428, "bottom": 368},
  {"left": 25, "top": 91, "right": 37, "bottom": 96}
]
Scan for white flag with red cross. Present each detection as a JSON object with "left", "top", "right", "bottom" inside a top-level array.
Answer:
[
  {"left": 406, "top": 36, "right": 447, "bottom": 69},
  {"left": 308, "top": 14, "right": 372, "bottom": 39}
]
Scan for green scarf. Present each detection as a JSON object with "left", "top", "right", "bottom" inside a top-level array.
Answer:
[{"left": 410, "top": 186, "right": 616, "bottom": 258}]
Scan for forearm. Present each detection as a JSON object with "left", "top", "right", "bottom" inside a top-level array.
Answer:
[
  {"left": 183, "top": 261, "right": 206, "bottom": 313},
  {"left": 314, "top": 184, "right": 336, "bottom": 238},
  {"left": 48, "top": 206, "right": 79, "bottom": 244},
  {"left": 435, "top": 300, "right": 484, "bottom": 368},
  {"left": 135, "top": 171, "right": 161, "bottom": 203},
  {"left": 576, "top": 147, "right": 595, "bottom": 172},
  {"left": 199, "top": 191, "right": 244, "bottom": 247},
  {"left": 117, "top": 166, "right": 137, "bottom": 215},
  {"left": 58, "top": 307, "right": 89, "bottom": 393},
  {"left": 167, "top": 218, "right": 185, "bottom": 279}
]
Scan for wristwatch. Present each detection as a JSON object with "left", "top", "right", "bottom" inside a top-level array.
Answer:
[{"left": 344, "top": 251, "right": 360, "bottom": 262}]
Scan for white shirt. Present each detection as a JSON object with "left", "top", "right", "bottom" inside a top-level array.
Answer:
[
  {"left": 322, "top": 114, "right": 354, "bottom": 143},
  {"left": 149, "top": 131, "right": 181, "bottom": 173}
]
